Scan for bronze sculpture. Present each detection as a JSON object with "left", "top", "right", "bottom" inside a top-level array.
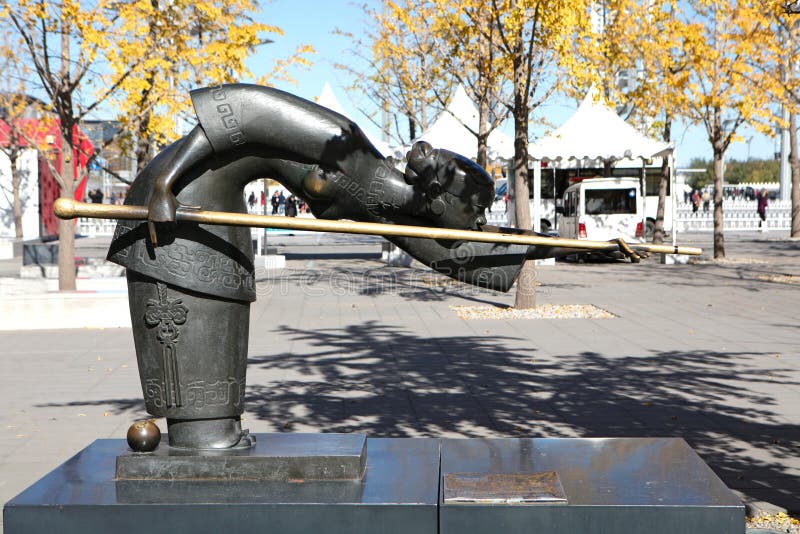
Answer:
[{"left": 57, "top": 84, "right": 698, "bottom": 451}]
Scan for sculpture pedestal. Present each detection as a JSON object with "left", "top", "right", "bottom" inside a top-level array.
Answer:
[
  {"left": 3, "top": 436, "right": 439, "bottom": 534},
  {"left": 116, "top": 433, "right": 367, "bottom": 481},
  {"left": 440, "top": 437, "right": 744, "bottom": 534},
  {"left": 3, "top": 436, "right": 744, "bottom": 534}
]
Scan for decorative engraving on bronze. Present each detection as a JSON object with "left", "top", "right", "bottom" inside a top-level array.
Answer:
[
  {"left": 144, "top": 379, "right": 165, "bottom": 408},
  {"left": 134, "top": 243, "right": 254, "bottom": 293},
  {"left": 145, "top": 282, "right": 189, "bottom": 408},
  {"left": 185, "top": 377, "right": 246, "bottom": 409},
  {"left": 443, "top": 472, "right": 567, "bottom": 504}
]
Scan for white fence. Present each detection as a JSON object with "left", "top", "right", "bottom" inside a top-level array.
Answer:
[
  {"left": 674, "top": 200, "right": 792, "bottom": 232},
  {"left": 487, "top": 201, "right": 510, "bottom": 227},
  {"left": 78, "top": 217, "right": 118, "bottom": 237},
  {"left": 78, "top": 203, "right": 309, "bottom": 237},
  {"left": 485, "top": 199, "right": 793, "bottom": 233},
  {"left": 77, "top": 199, "right": 794, "bottom": 237}
]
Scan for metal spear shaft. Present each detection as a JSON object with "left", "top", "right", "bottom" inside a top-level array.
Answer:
[{"left": 54, "top": 199, "right": 702, "bottom": 256}]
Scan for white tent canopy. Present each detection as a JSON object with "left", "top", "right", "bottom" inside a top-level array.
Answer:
[
  {"left": 529, "top": 90, "right": 672, "bottom": 163},
  {"left": 316, "top": 81, "right": 347, "bottom": 116},
  {"left": 315, "top": 81, "right": 396, "bottom": 157},
  {"left": 410, "top": 85, "right": 514, "bottom": 161}
]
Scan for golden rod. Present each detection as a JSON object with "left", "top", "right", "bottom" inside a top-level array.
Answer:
[{"left": 54, "top": 198, "right": 702, "bottom": 256}]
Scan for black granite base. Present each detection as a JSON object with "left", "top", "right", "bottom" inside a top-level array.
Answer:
[
  {"left": 116, "top": 433, "right": 367, "bottom": 481},
  {"left": 439, "top": 437, "right": 744, "bottom": 534},
  {"left": 3, "top": 436, "right": 745, "bottom": 534},
  {"left": 4, "top": 436, "right": 439, "bottom": 534}
]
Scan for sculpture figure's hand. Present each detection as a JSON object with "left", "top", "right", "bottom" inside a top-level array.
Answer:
[
  {"left": 146, "top": 183, "right": 180, "bottom": 246},
  {"left": 405, "top": 141, "right": 494, "bottom": 230},
  {"left": 145, "top": 126, "right": 213, "bottom": 245},
  {"left": 148, "top": 183, "right": 179, "bottom": 224}
]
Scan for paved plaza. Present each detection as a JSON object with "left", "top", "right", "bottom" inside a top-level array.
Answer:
[{"left": 1, "top": 231, "right": 799, "bottom": 531}]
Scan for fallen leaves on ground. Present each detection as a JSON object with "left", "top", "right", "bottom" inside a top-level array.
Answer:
[
  {"left": 451, "top": 304, "right": 615, "bottom": 320},
  {"left": 747, "top": 511, "right": 800, "bottom": 533},
  {"left": 756, "top": 274, "right": 800, "bottom": 285}
]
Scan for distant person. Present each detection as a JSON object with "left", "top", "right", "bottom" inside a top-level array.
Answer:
[
  {"left": 691, "top": 189, "right": 700, "bottom": 213},
  {"left": 757, "top": 188, "right": 768, "bottom": 232},
  {"left": 284, "top": 195, "right": 298, "bottom": 217},
  {"left": 110, "top": 191, "right": 117, "bottom": 205},
  {"left": 247, "top": 191, "right": 256, "bottom": 210},
  {"left": 701, "top": 189, "right": 710, "bottom": 212},
  {"left": 278, "top": 191, "right": 286, "bottom": 209},
  {"left": 271, "top": 191, "right": 280, "bottom": 215},
  {"left": 89, "top": 188, "right": 104, "bottom": 204}
]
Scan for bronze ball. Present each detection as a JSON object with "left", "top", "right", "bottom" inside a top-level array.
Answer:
[{"left": 126, "top": 420, "right": 161, "bottom": 452}]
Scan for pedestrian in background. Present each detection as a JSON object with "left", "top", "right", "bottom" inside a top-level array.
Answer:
[
  {"left": 701, "top": 189, "right": 710, "bottom": 212},
  {"left": 757, "top": 188, "right": 768, "bottom": 232},
  {"left": 271, "top": 191, "right": 280, "bottom": 215},
  {"left": 284, "top": 195, "right": 298, "bottom": 217}
]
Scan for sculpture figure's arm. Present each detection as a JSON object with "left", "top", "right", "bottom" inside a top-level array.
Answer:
[
  {"left": 145, "top": 84, "right": 495, "bottom": 234},
  {"left": 137, "top": 83, "right": 539, "bottom": 292}
]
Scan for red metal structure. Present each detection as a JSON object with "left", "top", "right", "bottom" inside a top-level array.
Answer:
[{"left": 0, "top": 118, "right": 93, "bottom": 238}]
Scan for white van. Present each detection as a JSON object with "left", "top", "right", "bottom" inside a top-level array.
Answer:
[{"left": 558, "top": 177, "right": 644, "bottom": 245}]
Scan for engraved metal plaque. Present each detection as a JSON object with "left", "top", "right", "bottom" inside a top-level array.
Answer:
[{"left": 443, "top": 472, "right": 567, "bottom": 504}]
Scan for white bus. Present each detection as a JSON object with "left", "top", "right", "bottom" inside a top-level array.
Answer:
[
  {"left": 496, "top": 159, "right": 672, "bottom": 236},
  {"left": 558, "top": 177, "right": 644, "bottom": 243}
]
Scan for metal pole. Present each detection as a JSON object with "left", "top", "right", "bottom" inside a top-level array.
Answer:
[
  {"left": 780, "top": 28, "right": 792, "bottom": 201},
  {"left": 670, "top": 153, "right": 677, "bottom": 249},
  {"left": 54, "top": 198, "right": 703, "bottom": 256},
  {"left": 532, "top": 161, "right": 542, "bottom": 233},
  {"left": 641, "top": 158, "right": 647, "bottom": 241},
  {"left": 507, "top": 159, "right": 516, "bottom": 227},
  {"left": 261, "top": 178, "right": 268, "bottom": 255}
]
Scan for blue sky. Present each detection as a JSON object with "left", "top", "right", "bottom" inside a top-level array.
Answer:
[{"left": 249, "top": 0, "right": 777, "bottom": 168}]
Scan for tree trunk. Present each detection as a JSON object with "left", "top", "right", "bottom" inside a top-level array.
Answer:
[
  {"left": 58, "top": 141, "right": 77, "bottom": 291},
  {"left": 135, "top": 64, "right": 157, "bottom": 174},
  {"left": 652, "top": 170, "right": 668, "bottom": 245},
  {"left": 476, "top": 96, "right": 489, "bottom": 170},
  {"left": 135, "top": 117, "right": 152, "bottom": 175},
  {"left": 652, "top": 118, "right": 671, "bottom": 245},
  {"left": 408, "top": 115, "right": 417, "bottom": 141},
  {"left": 789, "top": 112, "right": 800, "bottom": 238},
  {"left": 511, "top": 23, "right": 535, "bottom": 310},
  {"left": 712, "top": 146, "right": 725, "bottom": 259},
  {"left": 10, "top": 147, "right": 23, "bottom": 239}
]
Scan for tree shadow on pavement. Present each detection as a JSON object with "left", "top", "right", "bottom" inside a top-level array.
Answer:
[
  {"left": 246, "top": 320, "right": 800, "bottom": 512},
  {"left": 34, "top": 397, "right": 148, "bottom": 417},
  {"left": 586, "top": 260, "right": 800, "bottom": 293},
  {"left": 258, "top": 262, "right": 514, "bottom": 307}
]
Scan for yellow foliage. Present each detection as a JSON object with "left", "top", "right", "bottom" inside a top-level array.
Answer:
[
  {"left": 4, "top": 0, "right": 313, "bottom": 170},
  {"left": 343, "top": 0, "right": 592, "bottom": 147},
  {"left": 570, "top": 0, "right": 785, "bottom": 155}
]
